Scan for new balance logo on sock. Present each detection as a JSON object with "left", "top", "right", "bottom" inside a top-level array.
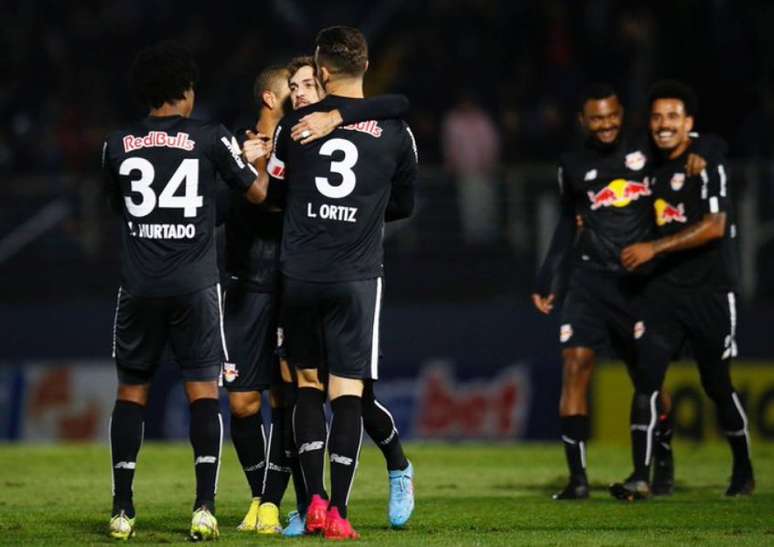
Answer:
[
  {"left": 298, "top": 441, "right": 324, "bottom": 454},
  {"left": 378, "top": 429, "right": 396, "bottom": 446},
  {"left": 330, "top": 453, "right": 354, "bottom": 466},
  {"left": 114, "top": 461, "right": 136, "bottom": 470},
  {"left": 268, "top": 462, "right": 292, "bottom": 473},
  {"left": 631, "top": 425, "right": 649, "bottom": 432},
  {"left": 195, "top": 456, "right": 217, "bottom": 465},
  {"left": 726, "top": 428, "right": 747, "bottom": 437},
  {"left": 244, "top": 462, "right": 265, "bottom": 472}
]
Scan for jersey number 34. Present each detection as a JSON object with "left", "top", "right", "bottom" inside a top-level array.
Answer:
[{"left": 119, "top": 157, "right": 203, "bottom": 218}]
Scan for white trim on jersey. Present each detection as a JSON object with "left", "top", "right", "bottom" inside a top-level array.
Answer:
[
  {"left": 370, "top": 277, "right": 383, "bottom": 380},
  {"left": 405, "top": 125, "right": 419, "bottom": 163},
  {"left": 111, "top": 287, "right": 123, "bottom": 359},
  {"left": 216, "top": 283, "right": 230, "bottom": 362},
  {"left": 644, "top": 391, "right": 659, "bottom": 466}
]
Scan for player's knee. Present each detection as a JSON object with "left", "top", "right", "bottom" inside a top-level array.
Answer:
[
  {"left": 117, "top": 384, "right": 151, "bottom": 406},
  {"left": 563, "top": 354, "right": 594, "bottom": 381},
  {"left": 229, "top": 391, "right": 262, "bottom": 417},
  {"left": 296, "top": 368, "right": 324, "bottom": 390},
  {"left": 329, "top": 375, "right": 363, "bottom": 400}
]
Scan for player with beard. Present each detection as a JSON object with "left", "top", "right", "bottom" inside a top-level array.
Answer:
[
  {"left": 610, "top": 80, "right": 754, "bottom": 500},
  {"left": 266, "top": 27, "right": 417, "bottom": 539},
  {"left": 229, "top": 60, "right": 411, "bottom": 535},
  {"left": 532, "top": 83, "right": 710, "bottom": 500},
  {"left": 254, "top": 56, "right": 414, "bottom": 538}
]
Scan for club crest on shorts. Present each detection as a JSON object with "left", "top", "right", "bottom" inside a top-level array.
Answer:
[
  {"left": 223, "top": 362, "right": 239, "bottom": 383},
  {"left": 633, "top": 321, "right": 646, "bottom": 340},
  {"left": 625, "top": 151, "right": 646, "bottom": 171},
  {"left": 584, "top": 169, "right": 597, "bottom": 181},
  {"left": 560, "top": 324, "right": 573, "bottom": 343},
  {"left": 276, "top": 327, "right": 284, "bottom": 348},
  {"left": 670, "top": 172, "right": 685, "bottom": 191}
]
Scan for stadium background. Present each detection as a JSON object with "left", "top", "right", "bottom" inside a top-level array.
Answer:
[{"left": 1, "top": 0, "right": 774, "bottom": 447}]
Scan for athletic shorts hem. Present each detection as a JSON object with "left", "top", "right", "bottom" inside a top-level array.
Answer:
[{"left": 223, "top": 383, "right": 271, "bottom": 393}]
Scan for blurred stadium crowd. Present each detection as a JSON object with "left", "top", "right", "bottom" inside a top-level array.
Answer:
[{"left": 2, "top": 0, "right": 774, "bottom": 303}]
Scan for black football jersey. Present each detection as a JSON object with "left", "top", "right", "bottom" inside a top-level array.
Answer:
[
  {"left": 102, "top": 115, "right": 258, "bottom": 297},
  {"left": 559, "top": 133, "right": 656, "bottom": 273},
  {"left": 268, "top": 95, "right": 418, "bottom": 282},
  {"left": 649, "top": 143, "right": 737, "bottom": 290}
]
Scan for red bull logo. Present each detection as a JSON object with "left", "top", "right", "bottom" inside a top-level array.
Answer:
[
  {"left": 587, "top": 179, "right": 652, "bottom": 210},
  {"left": 654, "top": 198, "right": 687, "bottom": 225}
]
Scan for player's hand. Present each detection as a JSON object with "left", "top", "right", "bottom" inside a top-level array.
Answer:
[
  {"left": 243, "top": 131, "right": 272, "bottom": 164},
  {"left": 531, "top": 293, "right": 556, "bottom": 315},
  {"left": 621, "top": 242, "right": 656, "bottom": 271},
  {"left": 685, "top": 153, "right": 706, "bottom": 177},
  {"left": 290, "top": 110, "right": 344, "bottom": 144}
]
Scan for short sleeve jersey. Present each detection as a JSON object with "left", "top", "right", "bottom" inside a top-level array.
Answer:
[
  {"left": 649, "top": 144, "right": 738, "bottom": 290},
  {"left": 102, "top": 115, "right": 257, "bottom": 297},
  {"left": 559, "top": 133, "right": 656, "bottom": 273},
  {"left": 267, "top": 95, "right": 418, "bottom": 282}
]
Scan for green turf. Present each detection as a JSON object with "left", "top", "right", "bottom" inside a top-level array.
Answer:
[{"left": 0, "top": 442, "right": 771, "bottom": 545}]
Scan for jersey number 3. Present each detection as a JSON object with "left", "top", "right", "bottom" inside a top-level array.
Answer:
[
  {"left": 315, "top": 138, "right": 358, "bottom": 199},
  {"left": 119, "top": 157, "right": 203, "bottom": 218}
]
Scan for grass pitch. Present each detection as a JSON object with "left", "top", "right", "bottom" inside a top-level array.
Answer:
[{"left": 0, "top": 442, "right": 772, "bottom": 545}]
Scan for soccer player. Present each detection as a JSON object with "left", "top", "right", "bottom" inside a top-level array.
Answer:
[
  {"left": 227, "top": 61, "right": 412, "bottom": 536},
  {"left": 267, "top": 27, "right": 417, "bottom": 539},
  {"left": 611, "top": 80, "right": 755, "bottom": 500},
  {"left": 532, "top": 84, "right": 709, "bottom": 499},
  {"left": 102, "top": 41, "right": 272, "bottom": 541},
  {"left": 255, "top": 56, "right": 415, "bottom": 537}
]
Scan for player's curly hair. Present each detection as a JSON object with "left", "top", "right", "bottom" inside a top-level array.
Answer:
[
  {"left": 648, "top": 79, "right": 698, "bottom": 116},
  {"left": 129, "top": 41, "right": 198, "bottom": 110},
  {"left": 314, "top": 26, "right": 368, "bottom": 78}
]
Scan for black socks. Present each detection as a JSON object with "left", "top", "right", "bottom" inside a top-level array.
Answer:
[
  {"left": 362, "top": 382, "right": 408, "bottom": 471},
  {"left": 293, "top": 388, "right": 328, "bottom": 500},
  {"left": 261, "top": 408, "right": 293, "bottom": 506},
  {"left": 328, "top": 396, "right": 363, "bottom": 519},
  {"left": 230, "top": 412, "right": 265, "bottom": 498},
  {"left": 190, "top": 398, "right": 222, "bottom": 513},
  {"left": 110, "top": 400, "right": 145, "bottom": 518},
  {"left": 560, "top": 414, "right": 589, "bottom": 482}
]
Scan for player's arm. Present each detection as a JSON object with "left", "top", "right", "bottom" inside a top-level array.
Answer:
[
  {"left": 290, "top": 95, "right": 410, "bottom": 144},
  {"left": 532, "top": 164, "right": 576, "bottom": 315},
  {"left": 386, "top": 123, "right": 418, "bottom": 222},
  {"left": 621, "top": 158, "right": 729, "bottom": 271},
  {"left": 262, "top": 123, "right": 289, "bottom": 210},
  {"left": 210, "top": 124, "right": 271, "bottom": 204},
  {"left": 100, "top": 140, "right": 123, "bottom": 214}
]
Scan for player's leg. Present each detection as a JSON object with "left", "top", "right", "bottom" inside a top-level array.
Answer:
[
  {"left": 652, "top": 389, "right": 675, "bottom": 495},
  {"left": 610, "top": 289, "right": 681, "bottom": 501},
  {"left": 221, "top": 286, "right": 275, "bottom": 531},
  {"left": 169, "top": 284, "right": 227, "bottom": 541},
  {"left": 319, "top": 277, "right": 383, "bottom": 539},
  {"left": 556, "top": 346, "right": 594, "bottom": 499},
  {"left": 361, "top": 380, "right": 414, "bottom": 528},
  {"left": 690, "top": 291, "right": 754, "bottom": 496},
  {"left": 281, "top": 277, "right": 329, "bottom": 533},
  {"left": 109, "top": 287, "right": 165, "bottom": 539}
]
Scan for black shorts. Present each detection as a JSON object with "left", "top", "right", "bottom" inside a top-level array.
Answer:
[
  {"left": 559, "top": 268, "right": 646, "bottom": 364},
  {"left": 282, "top": 276, "right": 383, "bottom": 381},
  {"left": 112, "top": 284, "right": 225, "bottom": 384},
  {"left": 637, "top": 282, "right": 738, "bottom": 365},
  {"left": 222, "top": 285, "right": 281, "bottom": 392}
]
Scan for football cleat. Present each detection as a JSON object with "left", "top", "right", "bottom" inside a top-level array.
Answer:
[
  {"left": 255, "top": 502, "right": 282, "bottom": 535},
  {"left": 388, "top": 460, "right": 415, "bottom": 528},
  {"left": 282, "top": 510, "right": 307, "bottom": 537},
  {"left": 552, "top": 476, "right": 589, "bottom": 500},
  {"left": 190, "top": 506, "right": 219, "bottom": 541},
  {"left": 305, "top": 494, "right": 329, "bottom": 534},
  {"left": 651, "top": 449, "right": 674, "bottom": 496},
  {"left": 324, "top": 507, "right": 360, "bottom": 541},
  {"left": 726, "top": 474, "right": 755, "bottom": 497},
  {"left": 609, "top": 475, "right": 651, "bottom": 501},
  {"left": 236, "top": 497, "right": 261, "bottom": 531},
  {"left": 109, "top": 510, "right": 135, "bottom": 540}
]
